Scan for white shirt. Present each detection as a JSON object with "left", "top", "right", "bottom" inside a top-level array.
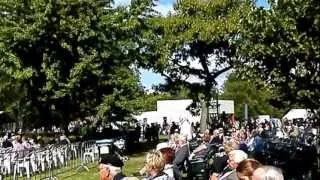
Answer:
[
  {"left": 180, "top": 120, "right": 192, "bottom": 140},
  {"left": 163, "top": 164, "right": 174, "bottom": 178}
]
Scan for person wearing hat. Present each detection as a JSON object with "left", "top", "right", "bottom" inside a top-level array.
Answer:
[
  {"left": 156, "top": 142, "right": 174, "bottom": 178},
  {"left": 99, "top": 154, "right": 125, "bottom": 180}
]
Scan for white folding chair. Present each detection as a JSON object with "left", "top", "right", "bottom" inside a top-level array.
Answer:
[
  {"left": 13, "top": 152, "right": 31, "bottom": 179},
  {"left": 83, "top": 145, "right": 95, "bottom": 163}
]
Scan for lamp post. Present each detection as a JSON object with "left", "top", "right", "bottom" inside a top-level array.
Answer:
[{"left": 209, "top": 87, "right": 220, "bottom": 128}]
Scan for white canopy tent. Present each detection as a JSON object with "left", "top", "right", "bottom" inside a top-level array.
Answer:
[
  {"left": 134, "top": 99, "right": 234, "bottom": 125},
  {"left": 282, "top": 109, "right": 309, "bottom": 120}
]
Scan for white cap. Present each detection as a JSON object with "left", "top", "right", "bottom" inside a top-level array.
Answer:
[
  {"left": 229, "top": 150, "right": 248, "bottom": 163},
  {"left": 156, "top": 142, "right": 171, "bottom": 151}
]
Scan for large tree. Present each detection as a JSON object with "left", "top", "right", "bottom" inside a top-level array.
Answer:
[
  {"left": 220, "top": 72, "right": 284, "bottom": 121},
  {"left": 239, "top": 0, "right": 320, "bottom": 113},
  {"left": 151, "top": 0, "right": 250, "bottom": 132},
  {"left": 0, "top": 0, "right": 156, "bottom": 127}
]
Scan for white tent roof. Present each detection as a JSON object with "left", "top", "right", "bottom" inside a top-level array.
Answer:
[{"left": 282, "top": 109, "right": 308, "bottom": 120}]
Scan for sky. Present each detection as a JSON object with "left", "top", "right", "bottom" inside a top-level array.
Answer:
[{"left": 114, "top": 0, "right": 268, "bottom": 90}]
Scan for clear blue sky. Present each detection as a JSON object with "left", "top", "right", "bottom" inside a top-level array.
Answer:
[{"left": 115, "top": 0, "right": 269, "bottom": 90}]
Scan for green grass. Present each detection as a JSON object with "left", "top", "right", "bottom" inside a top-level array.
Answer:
[
  {"left": 58, "top": 136, "right": 168, "bottom": 179},
  {"left": 123, "top": 152, "right": 147, "bottom": 177},
  {"left": 56, "top": 152, "right": 147, "bottom": 180},
  {"left": 56, "top": 164, "right": 99, "bottom": 180}
]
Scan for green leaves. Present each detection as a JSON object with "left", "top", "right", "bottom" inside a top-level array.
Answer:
[
  {"left": 239, "top": 0, "right": 320, "bottom": 110},
  {"left": 148, "top": 0, "right": 250, "bottom": 131},
  {"left": 0, "top": 0, "right": 157, "bottom": 126},
  {"left": 220, "top": 72, "right": 284, "bottom": 119}
]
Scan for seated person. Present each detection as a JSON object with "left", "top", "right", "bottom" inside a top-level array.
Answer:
[
  {"left": 252, "top": 165, "right": 284, "bottom": 180},
  {"left": 140, "top": 150, "right": 174, "bottom": 180},
  {"left": 210, "top": 150, "right": 248, "bottom": 180},
  {"left": 99, "top": 154, "right": 125, "bottom": 180},
  {"left": 156, "top": 142, "right": 175, "bottom": 178},
  {"left": 173, "top": 135, "right": 189, "bottom": 180},
  {"left": 210, "top": 129, "right": 224, "bottom": 144},
  {"left": 210, "top": 140, "right": 239, "bottom": 174},
  {"left": 190, "top": 129, "right": 212, "bottom": 157},
  {"left": 236, "top": 159, "right": 262, "bottom": 180}
]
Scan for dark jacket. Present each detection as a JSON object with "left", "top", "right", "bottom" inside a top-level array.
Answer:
[
  {"left": 114, "top": 173, "right": 126, "bottom": 180},
  {"left": 2, "top": 140, "right": 13, "bottom": 148},
  {"left": 173, "top": 144, "right": 189, "bottom": 180},
  {"left": 219, "top": 169, "right": 238, "bottom": 180}
]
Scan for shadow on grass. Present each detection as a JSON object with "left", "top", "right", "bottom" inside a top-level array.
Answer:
[
  {"left": 126, "top": 135, "right": 168, "bottom": 156},
  {"left": 57, "top": 164, "right": 99, "bottom": 180}
]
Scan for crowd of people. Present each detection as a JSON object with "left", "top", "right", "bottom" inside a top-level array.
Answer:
[
  {"left": 97, "top": 116, "right": 319, "bottom": 180},
  {"left": 0, "top": 135, "right": 40, "bottom": 151},
  {"left": 0, "top": 116, "right": 317, "bottom": 180},
  {"left": 0, "top": 132, "right": 71, "bottom": 151}
]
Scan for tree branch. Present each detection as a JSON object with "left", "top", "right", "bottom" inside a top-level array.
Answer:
[{"left": 211, "top": 65, "right": 233, "bottom": 80}]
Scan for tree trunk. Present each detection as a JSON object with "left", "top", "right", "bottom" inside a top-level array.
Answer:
[{"left": 200, "top": 100, "right": 209, "bottom": 133}]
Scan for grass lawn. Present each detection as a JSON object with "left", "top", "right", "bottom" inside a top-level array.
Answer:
[
  {"left": 58, "top": 152, "right": 147, "bottom": 180},
  {"left": 58, "top": 136, "right": 167, "bottom": 179}
]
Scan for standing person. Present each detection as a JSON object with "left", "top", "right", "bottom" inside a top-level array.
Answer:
[
  {"left": 169, "top": 122, "right": 177, "bottom": 135},
  {"left": 135, "top": 123, "right": 141, "bottom": 143},
  {"left": 162, "top": 117, "right": 168, "bottom": 135},
  {"left": 180, "top": 118, "right": 192, "bottom": 141},
  {"left": 151, "top": 123, "right": 156, "bottom": 142},
  {"left": 13, "top": 136, "right": 25, "bottom": 151},
  {"left": 145, "top": 124, "right": 151, "bottom": 142},
  {"left": 173, "top": 135, "right": 189, "bottom": 180},
  {"left": 22, "top": 136, "right": 31, "bottom": 149},
  {"left": 154, "top": 123, "right": 160, "bottom": 142}
]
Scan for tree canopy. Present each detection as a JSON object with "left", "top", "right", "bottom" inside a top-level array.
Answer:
[
  {"left": 150, "top": 0, "right": 250, "bottom": 131},
  {"left": 239, "top": 0, "right": 320, "bottom": 111},
  {"left": 220, "top": 72, "right": 284, "bottom": 120},
  {"left": 0, "top": 0, "right": 157, "bottom": 127}
]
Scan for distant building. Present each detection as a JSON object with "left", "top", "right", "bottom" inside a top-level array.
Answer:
[{"left": 134, "top": 99, "right": 234, "bottom": 125}]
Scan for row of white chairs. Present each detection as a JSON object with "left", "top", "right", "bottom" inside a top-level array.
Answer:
[{"left": 0, "top": 143, "right": 98, "bottom": 179}]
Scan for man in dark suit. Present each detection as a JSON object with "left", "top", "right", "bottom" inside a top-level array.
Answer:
[{"left": 173, "top": 135, "right": 189, "bottom": 180}]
